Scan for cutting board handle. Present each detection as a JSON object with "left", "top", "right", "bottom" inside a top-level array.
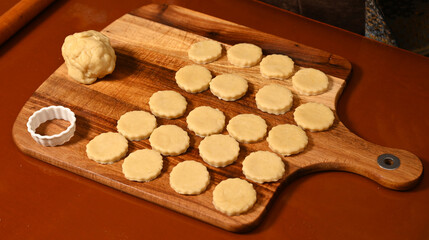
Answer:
[{"left": 294, "top": 123, "right": 423, "bottom": 190}]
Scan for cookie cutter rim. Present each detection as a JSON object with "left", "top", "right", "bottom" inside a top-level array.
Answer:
[{"left": 26, "top": 106, "right": 76, "bottom": 147}]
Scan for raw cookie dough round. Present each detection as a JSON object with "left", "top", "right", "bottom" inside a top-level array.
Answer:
[
  {"left": 175, "top": 65, "right": 212, "bottom": 93},
  {"left": 294, "top": 102, "right": 335, "bottom": 131},
  {"left": 149, "top": 125, "right": 190, "bottom": 156},
  {"left": 267, "top": 124, "right": 308, "bottom": 156},
  {"left": 61, "top": 30, "right": 116, "bottom": 84},
  {"left": 169, "top": 160, "right": 210, "bottom": 195},
  {"left": 227, "top": 114, "right": 267, "bottom": 143},
  {"left": 260, "top": 54, "right": 294, "bottom": 79},
  {"left": 198, "top": 134, "right": 240, "bottom": 167},
  {"left": 209, "top": 74, "right": 248, "bottom": 101},
  {"left": 186, "top": 106, "right": 225, "bottom": 137},
  {"left": 255, "top": 84, "right": 293, "bottom": 115},
  {"left": 122, "top": 149, "right": 163, "bottom": 182},
  {"left": 117, "top": 111, "right": 157, "bottom": 141},
  {"left": 227, "top": 43, "right": 262, "bottom": 67},
  {"left": 149, "top": 90, "right": 187, "bottom": 119},
  {"left": 242, "top": 151, "right": 285, "bottom": 183},
  {"left": 212, "top": 178, "right": 257, "bottom": 216},
  {"left": 86, "top": 132, "right": 128, "bottom": 164},
  {"left": 292, "top": 68, "right": 329, "bottom": 95},
  {"left": 188, "top": 40, "right": 222, "bottom": 64}
]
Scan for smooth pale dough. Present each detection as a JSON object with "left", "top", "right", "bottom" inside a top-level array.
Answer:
[
  {"left": 149, "top": 125, "right": 190, "bottom": 156},
  {"left": 117, "top": 111, "right": 157, "bottom": 141},
  {"left": 260, "top": 54, "right": 294, "bottom": 79},
  {"left": 294, "top": 102, "right": 335, "bottom": 131},
  {"left": 169, "top": 160, "right": 210, "bottom": 195},
  {"left": 198, "top": 134, "right": 240, "bottom": 167},
  {"left": 186, "top": 106, "right": 225, "bottom": 137},
  {"left": 227, "top": 43, "right": 262, "bottom": 67},
  {"left": 122, "top": 149, "right": 163, "bottom": 182},
  {"left": 61, "top": 30, "right": 116, "bottom": 84},
  {"left": 227, "top": 114, "right": 267, "bottom": 143},
  {"left": 175, "top": 65, "right": 212, "bottom": 93},
  {"left": 242, "top": 151, "right": 285, "bottom": 183},
  {"left": 86, "top": 132, "right": 128, "bottom": 164},
  {"left": 255, "top": 84, "right": 293, "bottom": 115},
  {"left": 212, "top": 178, "right": 257, "bottom": 216},
  {"left": 267, "top": 124, "right": 308, "bottom": 156},
  {"left": 149, "top": 90, "right": 187, "bottom": 119},
  {"left": 292, "top": 68, "right": 329, "bottom": 95},
  {"left": 188, "top": 40, "right": 222, "bottom": 64},
  {"left": 210, "top": 74, "right": 248, "bottom": 101}
]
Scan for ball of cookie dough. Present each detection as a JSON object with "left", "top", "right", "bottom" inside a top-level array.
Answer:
[{"left": 61, "top": 30, "right": 116, "bottom": 84}]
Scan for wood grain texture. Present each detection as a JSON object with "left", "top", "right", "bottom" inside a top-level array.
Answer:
[{"left": 12, "top": 4, "right": 422, "bottom": 232}]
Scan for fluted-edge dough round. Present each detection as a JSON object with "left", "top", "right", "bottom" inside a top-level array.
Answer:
[
  {"left": 210, "top": 74, "right": 248, "bottom": 101},
  {"left": 61, "top": 30, "right": 116, "bottom": 84},
  {"left": 149, "top": 90, "right": 187, "bottom": 119},
  {"left": 198, "top": 134, "right": 240, "bottom": 167},
  {"left": 169, "top": 160, "right": 210, "bottom": 195},
  {"left": 260, "top": 54, "right": 294, "bottom": 79},
  {"left": 227, "top": 114, "right": 267, "bottom": 143},
  {"left": 255, "top": 84, "right": 293, "bottom": 115},
  {"left": 175, "top": 65, "right": 212, "bottom": 93},
  {"left": 267, "top": 124, "right": 308, "bottom": 156},
  {"left": 242, "top": 151, "right": 285, "bottom": 183},
  {"left": 212, "top": 178, "right": 257, "bottom": 216},
  {"left": 149, "top": 125, "right": 190, "bottom": 156},
  {"left": 294, "top": 102, "right": 335, "bottom": 131},
  {"left": 292, "top": 68, "right": 329, "bottom": 95},
  {"left": 122, "top": 149, "right": 163, "bottom": 182},
  {"left": 86, "top": 132, "right": 128, "bottom": 164},
  {"left": 188, "top": 40, "right": 222, "bottom": 64},
  {"left": 227, "top": 43, "right": 262, "bottom": 67},
  {"left": 117, "top": 111, "right": 157, "bottom": 141},
  {"left": 186, "top": 106, "right": 225, "bottom": 137}
]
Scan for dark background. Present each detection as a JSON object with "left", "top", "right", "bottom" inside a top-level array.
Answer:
[{"left": 260, "top": 0, "right": 429, "bottom": 56}]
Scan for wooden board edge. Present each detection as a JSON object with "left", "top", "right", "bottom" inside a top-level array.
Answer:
[
  {"left": 11, "top": 101, "right": 269, "bottom": 233},
  {"left": 130, "top": 3, "right": 352, "bottom": 81}
]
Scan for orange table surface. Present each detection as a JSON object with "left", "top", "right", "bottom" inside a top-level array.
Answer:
[{"left": 1, "top": 0, "right": 428, "bottom": 239}]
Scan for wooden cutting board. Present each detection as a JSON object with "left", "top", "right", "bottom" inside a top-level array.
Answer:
[{"left": 12, "top": 4, "right": 423, "bottom": 232}]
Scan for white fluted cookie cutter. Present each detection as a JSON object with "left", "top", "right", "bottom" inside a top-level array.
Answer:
[{"left": 27, "top": 106, "right": 76, "bottom": 147}]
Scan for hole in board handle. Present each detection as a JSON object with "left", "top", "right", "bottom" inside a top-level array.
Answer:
[{"left": 377, "top": 154, "right": 400, "bottom": 170}]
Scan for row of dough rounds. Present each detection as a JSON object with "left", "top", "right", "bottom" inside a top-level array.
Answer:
[
  {"left": 188, "top": 40, "right": 330, "bottom": 96},
  {"left": 176, "top": 63, "right": 296, "bottom": 115},
  {"left": 176, "top": 64, "right": 248, "bottom": 101},
  {"left": 84, "top": 105, "right": 318, "bottom": 166}
]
